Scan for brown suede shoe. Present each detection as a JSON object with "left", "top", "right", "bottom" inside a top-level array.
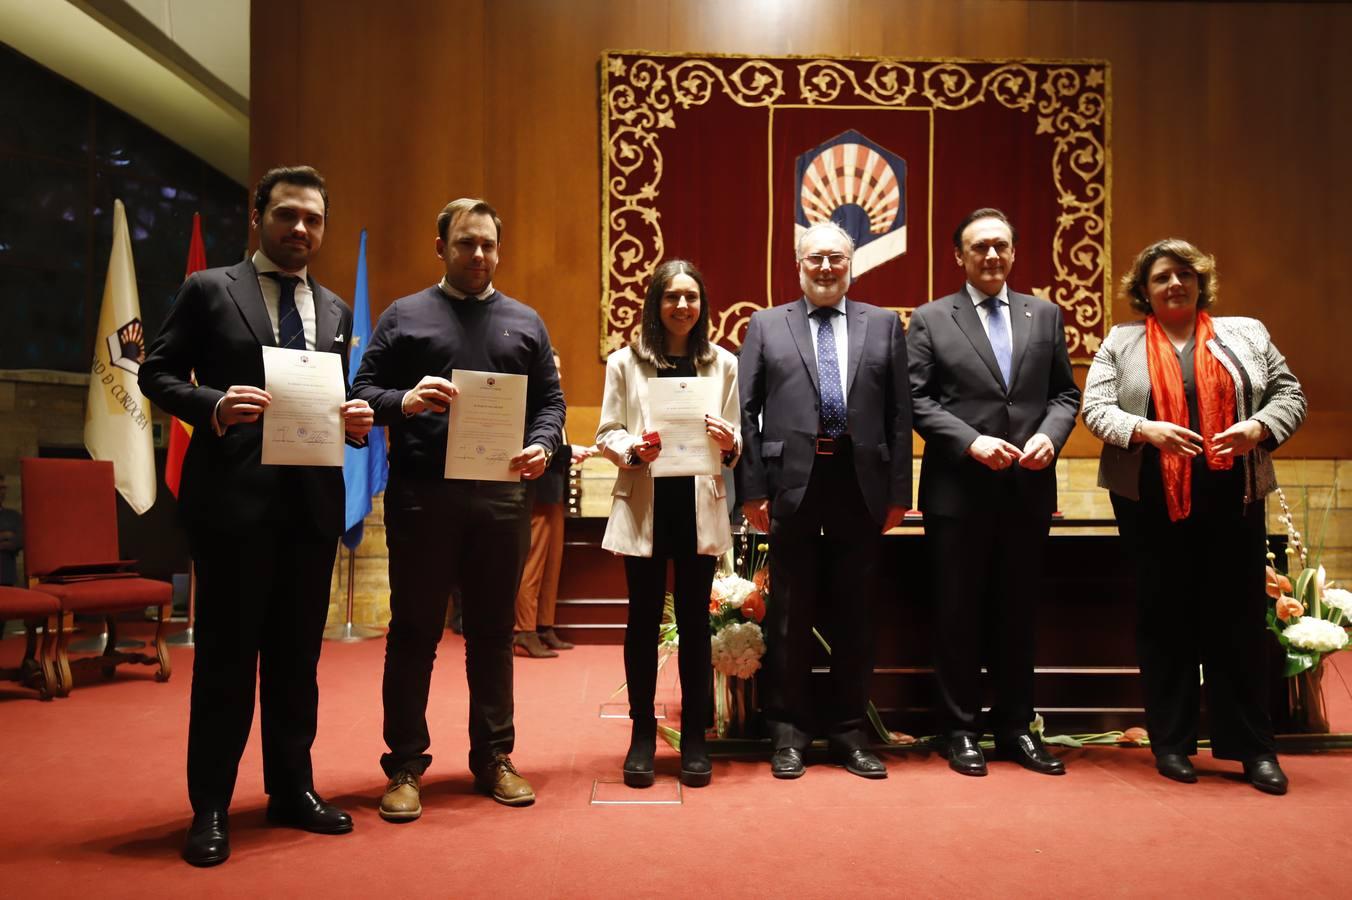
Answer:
[
  {"left": 537, "top": 627, "right": 574, "bottom": 650},
  {"left": 379, "top": 769, "right": 422, "bottom": 822},
  {"left": 474, "top": 754, "right": 536, "bottom": 806},
  {"left": 513, "top": 631, "right": 558, "bottom": 658}
]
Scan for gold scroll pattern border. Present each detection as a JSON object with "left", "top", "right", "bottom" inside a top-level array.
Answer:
[{"left": 601, "top": 52, "right": 1110, "bottom": 363}]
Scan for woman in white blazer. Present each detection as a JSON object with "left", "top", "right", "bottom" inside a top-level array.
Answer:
[
  {"left": 596, "top": 259, "right": 741, "bottom": 788},
  {"left": 1082, "top": 238, "right": 1306, "bottom": 795}
]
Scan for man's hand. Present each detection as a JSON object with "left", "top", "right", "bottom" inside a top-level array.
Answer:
[
  {"left": 882, "top": 504, "right": 907, "bottom": 532},
  {"left": 704, "top": 414, "right": 737, "bottom": 452},
  {"left": 1138, "top": 421, "right": 1204, "bottom": 458},
  {"left": 570, "top": 444, "right": 596, "bottom": 465},
  {"left": 743, "top": 499, "right": 770, "bottom": 534},
  {"left": 401, "top": 375, "right": 457, "bottom": 415},
  {"left": 341, "top": 399, "right": 374, "bottom": 441},
  {"left": 510, "top": 444, "right": 550, "bottom": 480},
  {"left": 1210, "top": 420, "right": 1265, "bottom": 458},
  {"left": 967, "top": 435, "right": 1022, "bottom": 471},
  {"left": 218, "top": 385, "right": 271, "bottom": 426},
  {"left": 1018, "top": 433, "right": 1056, "bottom": 471}
]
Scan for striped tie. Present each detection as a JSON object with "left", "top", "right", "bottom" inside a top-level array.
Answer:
[{"left": 265, "top": 272, "right": 305, "bottom": 349}]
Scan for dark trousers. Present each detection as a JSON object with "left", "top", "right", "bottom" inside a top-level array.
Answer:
[
  {"left": 764, "top": 446, "right": 880, "bottom": 752},
  {"left": 1111, "top": 466, "right": 1274, "bottom": 761},
  {"left": 926, "top": 504, "right": 1048, "bottom": 740},
  {"left": 187, "top": 514, "right": 336, "bottom": 813},
  {"left": 380, "top": 476, "right": 530, "bottom": 777},
  {"left": 622, "top": 553, "right": 716, "bottom": 743}
]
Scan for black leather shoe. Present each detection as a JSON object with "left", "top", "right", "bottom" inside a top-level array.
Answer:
[
  {"left": 996, "top": 733, "right": 1066, "bottom": 776},
  {"left": 623, "top": 719, "right": 657, "bottom": 788},
  {"left": 266, "top": 790, "right": 353, "bottom": 834},
  {"left": 947, "top": 736, "right": 988, "bottom": 776},
  {"left": 1155, "top": 753, "right": 1198, "bottom": 784},
  {"left": 182, "top": 810, "right": 229, "bottom": 867},
  {"left": 1243, "top": 758, "right": 1289, "bottom": 795},
  {"left": 771, "top": 747, "right": 805, "bottom": 779},
  {"left": 680, "top": 742, "right": 712, "bottom": 788},
  {"left": 831, "top": 747, "right": 887, "bottom": 779}
]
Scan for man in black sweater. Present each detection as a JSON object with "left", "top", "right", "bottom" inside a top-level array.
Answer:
[{"left": 351, "top": 198, "right": 565, "bottom": 821}]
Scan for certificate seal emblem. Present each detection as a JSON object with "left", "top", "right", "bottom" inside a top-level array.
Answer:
[
  {"left": 297, "top": 426, "right": 308, "bottom": 438},
  {"left": 476, "top": 445, "right": 485, "bottom": 454},
  {"left": 487, "top": 377, "right": 496, "bottom": 386}
]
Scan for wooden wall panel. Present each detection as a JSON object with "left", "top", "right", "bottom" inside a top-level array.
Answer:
[{"left": 252, "top": 0, "right": 1352, "bottom": 456}]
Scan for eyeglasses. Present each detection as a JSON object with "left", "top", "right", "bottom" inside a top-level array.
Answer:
[{"left": 800, "top": 253, "right": 850, "bottom": 268}]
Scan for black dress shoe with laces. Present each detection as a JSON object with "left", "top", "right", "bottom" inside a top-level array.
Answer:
[
  {"left": 996, "top": 733, "right": 1066, "bottom": 776},
  {"left": 266, "top": 790, "right": 353, "bottom": 834},
  {"left": 182, "top": 810, "right": 230, "bottom": 867},
  {"left": 831, "top": 747, "right": 887, "bottom": 779},
  {"left": 946, "top": 735, "right": 988, "bottom": 776},
  {"left": 1243, "top": 758, "right": 1289, "bottom": 795},
  {"left": 1155, "top": 753, "right": 1198, "bottom": 784},
  {"left": 771, "top": 747, "right": 805, "bottom": 779}
]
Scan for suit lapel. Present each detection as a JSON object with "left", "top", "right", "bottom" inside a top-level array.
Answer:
[
  {"left": 226, "top": 260, "right": 275, "bottom": 348},
  {"left": 1006, "top": 292, "right": 1033, "bottom": 391},
  {"left": 844, "top": 297, "right": 867, "bottom": 395},
  {"left": 787, "top": 298, "right": 820, "bottom": 396},
  {"left": 950, "top": 292, "right": 1005, "bottom": 389},
  {"left": 312, "top": 281, "right": 337, "bottom": 353}
]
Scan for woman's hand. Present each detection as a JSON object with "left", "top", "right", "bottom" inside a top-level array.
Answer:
[
  {"left": 1137, "top": 420, "right": 1204, "bottom": 457},
  {"left": 631, "top": 440, "right": 661, "bottom": 464},
  {"left": 705, "top": 414, "right": 737, "bottom": 452},
  {"left": 1210, "top": 420, "right": 1266, "bottom": 457}
]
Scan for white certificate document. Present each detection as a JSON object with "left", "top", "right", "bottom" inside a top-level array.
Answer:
[
  {"left": 646, "top": 376, "right": 719, "bottom": 477},
  {"left": 444, "top": 369, "right": 527, "bottom": 482},
  {"left": 260, "top": 346, "right": 345, "bottom": 467}
]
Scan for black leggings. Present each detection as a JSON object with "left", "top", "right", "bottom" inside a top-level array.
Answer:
[{"left": 623, "top": 553, "right": 716, "bottom": 744}]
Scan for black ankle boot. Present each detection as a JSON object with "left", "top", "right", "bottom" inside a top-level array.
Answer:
[
  {"left": 680, "top": 737, "right": 712, "bottom": 787},
  {"left": 623, "top": 718, "right": 657, "bottom": 787}
]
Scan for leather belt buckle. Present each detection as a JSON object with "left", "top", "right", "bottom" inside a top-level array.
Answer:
[{"left": 815, "top": 436, "right": 836, "bottom": 456}]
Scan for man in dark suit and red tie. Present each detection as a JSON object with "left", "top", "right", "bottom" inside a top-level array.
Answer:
[
  {"left": 907, "top": 208, "right": 1081, "bottom": 778},
  {"left": 739, "top": 221, "right": 912, "bottom": 780},
  {"left": 141, "top": 166, "right": 374, "bottom": 866}
]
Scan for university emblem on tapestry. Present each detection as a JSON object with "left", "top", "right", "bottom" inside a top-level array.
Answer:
[
  {"left": 106, "top": 318, "right": 146, "bottom": 375},
  {"left": 795, "top": 130, "right": 906, "bottom": 278},
  {"left": 601, "top": 52, "right": 1111, "bottom": 363}
]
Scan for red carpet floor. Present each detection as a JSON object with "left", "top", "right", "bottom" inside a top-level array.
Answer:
[{"left": 2, "top": 625, "right": 1351, "bottom": 898}]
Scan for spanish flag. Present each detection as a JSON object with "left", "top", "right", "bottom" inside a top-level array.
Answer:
[{"left": 164, "top": 213, "right": 206, "bottom": 498}]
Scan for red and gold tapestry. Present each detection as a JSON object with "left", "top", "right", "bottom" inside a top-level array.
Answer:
[{"left": 600, "top": 51, "right": 1110, "bottom": 363}]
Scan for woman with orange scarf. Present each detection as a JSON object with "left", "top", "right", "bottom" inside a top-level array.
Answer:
[{"left": 1082, "top": 238, "right": 1305, "bottom": 794}]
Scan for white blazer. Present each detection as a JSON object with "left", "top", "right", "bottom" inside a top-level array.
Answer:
[{"left": 596, "top": 344, "right": 741, "bottom": 558}]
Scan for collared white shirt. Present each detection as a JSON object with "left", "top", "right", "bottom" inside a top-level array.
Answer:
[
  {"left": 253, "top": 249, "right": 316, "bottom": 351},
  {"left": 806, "top": 295, "right": 849, "bottom": 404},
  {"left": 965, "top": 281, "right": 1012, "bottom": 344},
  {"left": 437, "top": 277, "right": 495, "bottom": 301}
]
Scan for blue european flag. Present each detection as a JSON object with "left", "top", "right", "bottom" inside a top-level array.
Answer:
[{"left": 342, "top": 229, "right": 388, "bottom": 551}]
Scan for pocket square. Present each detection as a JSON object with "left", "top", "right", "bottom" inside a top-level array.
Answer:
[{"left": 334, "top": 333, "right": 345, "bottom": 342}]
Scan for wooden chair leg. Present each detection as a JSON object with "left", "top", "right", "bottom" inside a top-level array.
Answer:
[
  {"left": 37, "top": 616, "right": 57, "bottom": 701},
  {"left": 153, "top": 604, "right": 172, "bottom": 683},
  {"left": 54, "top": 611, "right": 73, "bottom": 697}
]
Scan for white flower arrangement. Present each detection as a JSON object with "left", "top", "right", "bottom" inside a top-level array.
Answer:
[
  {"left": 1282, "top": 616, "right": 1350, "bottom": 653},
  {"left": 711, "top": 621, "right": 766, "bottom": 679},
  {"left": 711, "top": 574, "right": 757, "bottom": 610},
  {"left": 1322, "top": 587, "right": 1352, "bottom": 623}
]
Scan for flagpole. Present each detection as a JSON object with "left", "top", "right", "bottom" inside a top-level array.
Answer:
[{"left": 324, "top": 544, "right": 381, "bottom": 641}]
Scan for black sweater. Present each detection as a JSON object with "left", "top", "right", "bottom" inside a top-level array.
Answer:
[{"left": 351, "top": 287, "right": 566, "bottom": 479}]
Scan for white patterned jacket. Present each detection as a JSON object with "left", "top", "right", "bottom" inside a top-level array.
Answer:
[{"left": 1081, "top": 316, "right": 1306, "bottom": 504}]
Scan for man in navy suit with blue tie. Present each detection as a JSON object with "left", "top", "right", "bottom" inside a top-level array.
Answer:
[
  {"left": 739, "top": 221, "right": 912, "bottom": 780},
  {"left": 907, "top": 208, "right": 1081, "bottom": 777}
]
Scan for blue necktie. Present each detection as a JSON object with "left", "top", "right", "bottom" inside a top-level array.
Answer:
[
  {"left": 983, "top": 295, "right": 1012, "bottom": 387},
  {"left": 265, "top": 272, "right": 305, "bottom": 349},
  {"left": 811, "top": 307, "right": 847, "bottom": 438}
]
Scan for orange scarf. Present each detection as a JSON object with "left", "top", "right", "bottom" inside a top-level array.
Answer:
[{"left": 1144, "top": 311, "right": 1236, "bottom": 521}]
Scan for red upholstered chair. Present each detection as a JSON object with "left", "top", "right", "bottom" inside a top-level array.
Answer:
[
  {"left": 20, "top": 458, "right": 172, "bottom": 696},
  {"left": 0, "top": 586, "right": 60, "bottom": 700}
]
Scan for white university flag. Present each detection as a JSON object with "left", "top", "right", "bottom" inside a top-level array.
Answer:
[{"left": 84, "top": 199, "right": 157, "bottom": 515}]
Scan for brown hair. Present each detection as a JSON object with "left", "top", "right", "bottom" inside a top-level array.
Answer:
[
  {"left": 254, "top": 166, "right": 329, "bottom": 217},
  {"left": 1121, "top": 238, "right": 1219, "bottom": 314},
  {"left": 633, "top": 259, "right": 716, "bottom": 369},
  {"left": 436, "top": 198, "right": 502, "bottom": 242}
]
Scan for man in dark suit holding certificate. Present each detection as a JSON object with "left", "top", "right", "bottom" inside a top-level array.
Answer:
[
  {"left": 351, "top": 198, "right": 565, "bottom": 821},
  {"left": 739, "top": 221, "right": 912, "bottom": 780},
  {"left": 907, "top": 208, "right": 1081, "bottom": 777},
  {"left": 141, "top": 165, "right": 374, "bottom": 866}
]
